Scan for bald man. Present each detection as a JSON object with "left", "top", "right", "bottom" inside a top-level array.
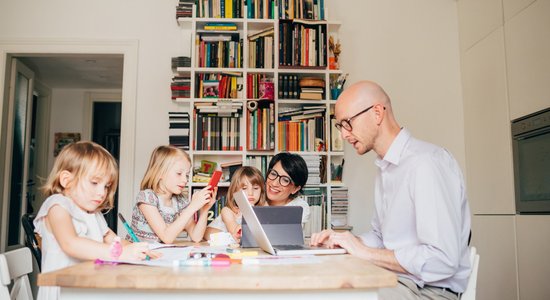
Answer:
[{"left": 310, "top": 81, "right": 471, "bottom": 299}]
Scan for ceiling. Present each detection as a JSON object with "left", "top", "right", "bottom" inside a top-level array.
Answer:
[{"left": 18, "top": 54, "right": 123, "bottom": 89}]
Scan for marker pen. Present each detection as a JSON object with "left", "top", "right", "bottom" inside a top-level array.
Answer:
[{"left": 173, "top": 259, "right": 230, "bottom": 267}]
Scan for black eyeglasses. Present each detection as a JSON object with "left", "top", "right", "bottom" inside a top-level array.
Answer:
[
  {"left": 335, "top": 105, "right": 384, "bottom": 132},
  {"left": 267, "top": 169, "right": 293, "bottom": 187}
]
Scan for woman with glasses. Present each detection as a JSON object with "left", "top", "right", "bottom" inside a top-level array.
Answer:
[{"left": 265, "top": 152, "right": 310, "bottom": 226}]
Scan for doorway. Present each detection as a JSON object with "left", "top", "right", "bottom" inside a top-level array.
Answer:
[
  {"left": 88, "top": 94, "right": 122, "bottom": 231},
  {"left": 3, "top": 59, "right": 35, "bottom": 250},
  {"left": 0, "top": 40, "right": 139, "bottom": 252}
]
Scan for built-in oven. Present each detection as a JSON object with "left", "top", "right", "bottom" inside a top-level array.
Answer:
[{"left": 511, "top": 107, "right": 550, "bottom": 214}]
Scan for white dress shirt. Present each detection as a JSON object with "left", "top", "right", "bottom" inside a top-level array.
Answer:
[{"left": 359, "top": 128, "right": 472, "bottom": 293}]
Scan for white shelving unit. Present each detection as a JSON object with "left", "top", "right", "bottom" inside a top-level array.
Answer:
[{"left": 173, "top": 3, "right": 346, "bottom": 232}]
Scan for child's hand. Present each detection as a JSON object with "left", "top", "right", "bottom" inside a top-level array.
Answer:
[
  {"left": 199, "top": 187, "right": 217, "bottom": 215},
  {"left": 189, "top": 186, "right": 213, "bottom": 213},
  {"left": 230, "top": 225, "right": 242, "bottom": 243},
  {"left": 145, "top": 249, "right": 163, "bottom": 260},
  {"left": 119, "top": 242, "right": 156, "bottom": 261}
]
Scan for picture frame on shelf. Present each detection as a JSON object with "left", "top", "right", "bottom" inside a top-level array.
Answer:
[
  {"left": 203, "top": 80, "right": 219, "bottom": 98},
  {"left": 54, "top": 132, "right": 81, "bottom": 157}
]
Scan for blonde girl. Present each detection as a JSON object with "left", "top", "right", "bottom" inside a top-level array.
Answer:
[
  {"left": 34, "top": 141, "right": 152, "bottom": 300},
  {"left": 129, "top": 145, "right": 215, "bottom": 243},
  {"left": 204, "top": 166, "right": 267, "bottom": 242}
]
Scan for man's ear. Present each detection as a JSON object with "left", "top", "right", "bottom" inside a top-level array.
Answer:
[
  {"left": 59, "top": 170, "right": 73, "bottom": 188},
  {"left": 375, "top": 104, "right": 386, "bottom": 126}
]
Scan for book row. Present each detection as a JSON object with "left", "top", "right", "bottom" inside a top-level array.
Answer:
[
  {"left": 277, "top": 116, "right": 325, "bottom": 152},
  {"left": 195, "top": 35, "right": 243, "bottom": 68},
  {"left": 189, "top": 0, "right": 325, "bottom": 20},
  {"left": 279, "top": 19, "right": 327, "bottom": 68},
  {"left": 246, "top": 100, "right": 275, "bottom": 151},
  {"left": 194, "top": 113, "right": 242, "bottom": 151}
]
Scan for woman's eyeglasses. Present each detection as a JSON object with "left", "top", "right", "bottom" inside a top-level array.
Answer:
[{"left": 267, "top": 169, "right": 293, "bottom": 187}]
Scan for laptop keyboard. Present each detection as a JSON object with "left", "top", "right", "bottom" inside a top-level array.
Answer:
[{"left": 274, "top": 244, "right": 308, "bottom": 250}]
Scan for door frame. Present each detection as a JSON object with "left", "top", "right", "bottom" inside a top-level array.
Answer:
[
  {"left": 1, "top": 58, "right": 34, "bottom": 250},
  {"left": 31, "top": 80, "right": 52, "bottom": 211},
  {"left": 82, "top": 92, "right": 122, "bottom": 141},
  {"left": 0, "top": 40, "right": 139, "bottom": 251}
]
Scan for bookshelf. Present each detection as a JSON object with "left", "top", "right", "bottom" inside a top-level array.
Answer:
[{"left": 171, "top": 0, "right": 348, "bottom": 236}]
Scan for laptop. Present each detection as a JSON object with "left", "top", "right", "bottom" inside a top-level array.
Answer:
[
  {"left": 240, "top": 206, "right": 304, "bottom": 248},
  {"left": 234, "top": 189, "right": 347, "bottom": 256}
]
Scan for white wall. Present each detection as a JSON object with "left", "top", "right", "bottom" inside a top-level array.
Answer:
[
  {"left": 0, "top": 0, "right": 189, "bottom": 219},
  {"left": 0, "top": 0, "right": 464, "bottom": 234},
  {"left": 458, "top": 0, "right": 550, "bottom": 298},
  {"left": 48, "top": 88, "right": 121, "bottom": 171},
  {"left": 325, "top": 0, "right": 465, "bottom": 232}
]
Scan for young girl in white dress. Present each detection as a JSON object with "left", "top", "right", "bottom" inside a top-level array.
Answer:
[
  {"left": 34, "top": 141, "right": 153, "bottom": 300},
  {"left": 129, "top": 145, "right": 216, "bottom": 244},
  {"left": 204, "top": 166, "right": 267, "bottom": 243}
]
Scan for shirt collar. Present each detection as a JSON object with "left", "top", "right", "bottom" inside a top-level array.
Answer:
[{"left": 375, "top": 128, "right": 411, "bottom": 169}]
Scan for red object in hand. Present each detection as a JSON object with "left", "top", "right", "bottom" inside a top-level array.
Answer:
[{"left": 208, "top": 170, "right": 222, "bottom": 190}]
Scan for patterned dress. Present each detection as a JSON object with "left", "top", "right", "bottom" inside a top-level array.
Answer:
[{"left": 128, "top": 189, "right": 191, "bottom": 242}]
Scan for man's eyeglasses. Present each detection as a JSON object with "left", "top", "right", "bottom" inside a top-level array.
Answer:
[
  {"left": 335, "top": 105, "right": 384, "bottom": 132},
  {"left": 266, "top": 169, "right": 293, "bottom": 187}
]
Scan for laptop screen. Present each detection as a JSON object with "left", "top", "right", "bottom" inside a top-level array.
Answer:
[{"left": 241, "top": 206, "right": 304, "bottom": 248}]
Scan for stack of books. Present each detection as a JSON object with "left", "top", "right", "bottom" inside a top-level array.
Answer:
[
  {"left": 171, "top": 75, "right": 191, "bottom": 100},
  {"left": 299, "top": 87, "right": 324, "bottom": 100},
  {"left": 176, "top": 0, "right": 195, "bottom": 19},
  {"left": 192, "top": 160, "right": 218, "bottom": 183},
  {"left": 303, "top": 154, "right": 322, "bottom": 185},
  {"left": 302, "top": 187, "right": 326, "bottom": 237},
  {"left": 299, "top": 77, "right": 325, "bottom": 100},
  {"left": 203, "top": 22, "right": 238, "bottom": 31},
  {"left": 171, "top": 56, "right": 191, "bottom": 70},
  {"left": 168, "top": 112, "right": 190, "bottom": 150},
  {"left": 331, "top": 187, "right": 352, "bottom": 231}
]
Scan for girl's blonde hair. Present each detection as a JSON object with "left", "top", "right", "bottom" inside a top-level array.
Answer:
[
  {"left": 42, "top": 141, "right": 119, "bottom": 211},
  {"left": 140, "top": 145, "right": 191, "bottom": 193},
  {"left": 225, "top": 166, "right": 267, "bottom": 212}
]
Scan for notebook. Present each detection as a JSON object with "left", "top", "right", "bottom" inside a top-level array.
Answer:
[{"left": 234, "top": 189, "right": 347, "bottom": 256}]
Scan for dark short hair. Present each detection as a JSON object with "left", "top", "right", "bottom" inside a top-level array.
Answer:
[{"left": 268, "top": 152, "right": 308, "bottom": 198}]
